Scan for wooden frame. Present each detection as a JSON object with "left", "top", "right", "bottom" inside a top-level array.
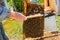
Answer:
[{"left": 45, "top": 0, "right": 55, "bottom": 12}]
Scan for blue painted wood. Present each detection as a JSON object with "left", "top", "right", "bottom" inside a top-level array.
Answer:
[{"left": 30, "top": 0, "right": 39, "bottom": 4}]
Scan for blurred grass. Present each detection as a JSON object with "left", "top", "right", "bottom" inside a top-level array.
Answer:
[
  {"left": 56, "top": 16, "right": 60, "bottom": 30},
  {"left": 3, "top": 18, "right": 23, "bottom": 40}
]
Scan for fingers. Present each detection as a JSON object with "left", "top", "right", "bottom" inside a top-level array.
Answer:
[
  {"left": 18, "top": 13, "right": 27, "bottom": 20},
  {"left": 15, "top": 12, "right": 27, "bottom": 22},
  {"left": 10, "top": 11, "right": 27, "bottom": 22}
]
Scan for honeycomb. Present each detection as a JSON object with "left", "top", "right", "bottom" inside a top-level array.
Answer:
[
  {"left": 23, "top": 16, "right": 44, "bottom": 38},
  {"left": 26, "top": 4, "right": 44, "bottom": 16}
]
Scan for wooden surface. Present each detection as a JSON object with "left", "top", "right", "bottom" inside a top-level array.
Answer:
[
  {"left": 26, "top": 14, "right": 43, "bottom": 18},
  {"left": 24, "top": 32, "right": 60, "bottom": 40}
]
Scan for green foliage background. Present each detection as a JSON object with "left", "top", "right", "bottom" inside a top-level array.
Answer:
[
  {"left": 38, "top": 0, "right": 44, "bottom": 5},
  {"left": 7, "top": 0, "right": 44, "bottom": 12},
  {"left": 12, "top": 0, "right": 24, "bottom": 12}
]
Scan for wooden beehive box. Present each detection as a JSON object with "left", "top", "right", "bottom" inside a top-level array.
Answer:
[{"left": 23, "top": 3, "right": 44, "bottom": 39}]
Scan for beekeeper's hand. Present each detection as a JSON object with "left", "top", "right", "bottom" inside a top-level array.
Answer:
[{"left": 10, "top": 11, "right": 27, "bottom": 22}]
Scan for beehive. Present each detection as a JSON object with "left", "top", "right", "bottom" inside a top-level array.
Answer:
[{"left": 23, "top": 3, "right": 44, "bottom": 39}]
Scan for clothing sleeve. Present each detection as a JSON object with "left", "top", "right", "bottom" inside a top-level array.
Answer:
[
  {"left": 0, "top": 2, "right": 10, "bottom": 22},
  {"left": 0, "top": 23, "right": 9, "bottom": 40},
  {"left": 0, "top": 7, "right": 10, "bottom": 21}
]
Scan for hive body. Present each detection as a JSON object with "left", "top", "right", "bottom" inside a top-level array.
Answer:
[{"left": 23, "top": 16, "right": 44, "bottom": 38}]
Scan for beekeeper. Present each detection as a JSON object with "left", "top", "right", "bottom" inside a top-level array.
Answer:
[{"left": 0, "top": 0, "right": 27, "bottom": 40}]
